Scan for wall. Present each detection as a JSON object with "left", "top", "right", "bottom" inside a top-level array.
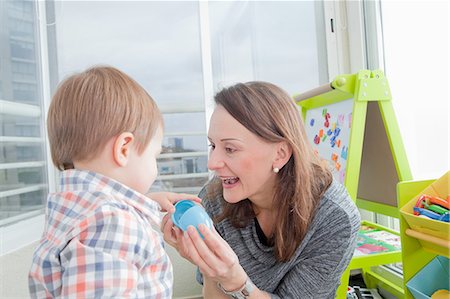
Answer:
[
  {"left": 0, "top": 242, "right": 202, "bottom": 299},
  {"left": 0, "top": 242, "right": 35, "bottom": 298}
]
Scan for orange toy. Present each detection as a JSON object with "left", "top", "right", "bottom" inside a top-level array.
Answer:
[{"left": 415, "top": 194, "right": 450, "bottom": 210}]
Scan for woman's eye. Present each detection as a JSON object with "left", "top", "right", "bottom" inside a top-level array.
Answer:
[
  {"left": 208, "top": 143, "right": 215, "bottom": 150},
  {"left": 225, "top": 147, "right": 236, "bottom": 154}
]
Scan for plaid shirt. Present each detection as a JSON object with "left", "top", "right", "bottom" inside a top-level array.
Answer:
[{"left": 29, "top": 170, "right": 173, "bottom": 298}]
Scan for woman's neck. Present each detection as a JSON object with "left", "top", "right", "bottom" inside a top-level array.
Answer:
[
  {"left": 249, "top": 184, "right": 276, "bottom": 211},
  {"left": 254, "top": 208, "right": 276, "bottom": 238}
]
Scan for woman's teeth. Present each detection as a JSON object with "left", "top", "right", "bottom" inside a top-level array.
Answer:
[{"left": 223, "top": 177, "right": 239, "bottom": 184}]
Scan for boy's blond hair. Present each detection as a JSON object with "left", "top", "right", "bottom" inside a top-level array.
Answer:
[{"left": 47, "top": 66, "right": 162, "bottom": 170}]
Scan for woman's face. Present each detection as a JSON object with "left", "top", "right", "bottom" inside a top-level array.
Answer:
[{"left": 207, "top": 105, "right": 279, "bottom": 205}]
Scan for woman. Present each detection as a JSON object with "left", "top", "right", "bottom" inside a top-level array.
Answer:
[{"left": 162, "top": 81, "right": 360, "bottom": 298}]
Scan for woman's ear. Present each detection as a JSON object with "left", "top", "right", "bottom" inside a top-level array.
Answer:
[
  {"left": 273, "top": 141, "right": 292, "bottom": 170},
  {"left": 113, "top": 132, "right": 135, "bottom": 167}
]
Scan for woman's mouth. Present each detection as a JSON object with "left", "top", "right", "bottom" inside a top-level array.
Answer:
[{"left": 221, "top": 176, "right": 240, "bottom": 186}]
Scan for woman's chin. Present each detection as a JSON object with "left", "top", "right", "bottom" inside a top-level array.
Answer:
[{"left": 222, "top": 190, "right": 245, "bottom": 204}]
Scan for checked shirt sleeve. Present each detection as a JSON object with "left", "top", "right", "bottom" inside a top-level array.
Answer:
[{"left": 58, "top": 204, "right": 170, "bottom": 298}]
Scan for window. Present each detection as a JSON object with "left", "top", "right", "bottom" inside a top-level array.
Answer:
[
  {"left": 379, "top": 0, "right": 448, "bottom": 180},
  {"left": 362, "top": 0, "right": 448, "bottom": 181},
  {"left": 53, "top": 1, "right": 209, "bottom": 195},
  {"left": 53, "top": 1, "right": 328, "bottom": 195},
  {"left": 209, "top": 1, "right": 328, "bottom": 94},
  {"left": 1, "top": 1, "right": 330, "bottom": 256},
  {"left": 0, "top": 1, "right": 50, "bottom": 230}
]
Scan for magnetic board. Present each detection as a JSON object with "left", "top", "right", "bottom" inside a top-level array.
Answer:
[{"left": 304, "top": 98, "right": 353, "bottom": 184}]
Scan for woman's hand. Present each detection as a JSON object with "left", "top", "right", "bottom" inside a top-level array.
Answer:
[
  {"left": 180, "top": 223, "right": 248, "bottom": 291},
  {"left": 147, "top": 192, "right": 201, "bottom": 213}
]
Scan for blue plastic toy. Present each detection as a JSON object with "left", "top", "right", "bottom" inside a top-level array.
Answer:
[
  {"left": 413, "top": 207, "right": 450, "bottom": 222},
  {"left": 172, "top": 200, "right": 213, "bottom": 236}
]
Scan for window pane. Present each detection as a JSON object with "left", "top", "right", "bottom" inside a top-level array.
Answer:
[
  {"left": 12, "top": 61, "right": 37, "bottom": 81},
  {"left": 1, "top": 115, "right": 42, "bottom": 137},
  {"left": 162, "top": 135, "right": 208, "bottom": 155},
  {"left": 0, "top": 0, "right": 48, "bottom": 225},
  {"left": 380, "top": 1, "right": 448, "bottom": 179},
  {"left": 162, "top": 112, "right": 208, "bottom": 156},
  {"left": 158, "top": 155, "right": 208, "bottom": 176},
  {"left": 163, "top": 112, "right": 207, "bottom": 137},
  {"left": 152, "top": 177, "right": 208, "bottom": 194},
  {"left": 0, "top": 189, "right": 47, "bottom": 221},
  {"left": 0, "top": 143, "right": 44, "bottom": 163},
  {"left": 54, "top": 1, "right": 205, "bottom": 109},
  {"left": 54, "top": 1, "right": 208, "bottom": 194},
  {"left": 0, "top": 167, "right": 47, "bottom": 189},
  {"left": 209, "top": 1, "right": 326, "bottom": 94}
]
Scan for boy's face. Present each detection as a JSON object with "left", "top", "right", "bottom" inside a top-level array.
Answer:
[{"left": 127, "top": 125, "right": 163, "bottom": 194}]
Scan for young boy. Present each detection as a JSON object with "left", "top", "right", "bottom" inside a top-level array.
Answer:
[{"left": 29, "top": 66, "right": 195, "bottom": 298}]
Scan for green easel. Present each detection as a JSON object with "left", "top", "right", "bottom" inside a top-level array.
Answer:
[{"left": 294, "top": 70, "right": 413, "bottom": 299}]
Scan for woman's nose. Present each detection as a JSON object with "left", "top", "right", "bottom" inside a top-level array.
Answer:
[{"left": 207, "top": 150, "right": 225, "bottom": 170}]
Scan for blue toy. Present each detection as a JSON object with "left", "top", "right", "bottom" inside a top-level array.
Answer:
[
  {"left": 413, "top": 207, "right": 450, "bottom": 223},
  {"left": 172, "top": 200, "right": 213, "bottom": 237}
]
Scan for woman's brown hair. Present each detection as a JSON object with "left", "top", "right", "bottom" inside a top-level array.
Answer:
[
  {"left": 47, "top": 66, "right": 162, "bottom": 170},
  {"left": 210, "top": 81, "right": 332, "bottom": 262}
]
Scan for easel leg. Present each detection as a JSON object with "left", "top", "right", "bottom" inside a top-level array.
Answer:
[{"left": 336, "top": 268, "right": 350, "bottom": 299}]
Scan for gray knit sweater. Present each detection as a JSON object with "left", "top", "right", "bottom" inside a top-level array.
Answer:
[{"left": 196, "top": 179, "right": 360, "bottom": 298}]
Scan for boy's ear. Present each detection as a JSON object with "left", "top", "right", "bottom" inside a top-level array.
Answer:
[
  {"left": 273, "top": 141, "right": 292, "bottom": 170},
  {"left": 113, "top": 132, "right": 135, "bottom": 167}
]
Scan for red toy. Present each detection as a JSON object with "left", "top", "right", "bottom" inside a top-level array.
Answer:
[{"left": 414, "top": 194, "right": 450, "bottom": 214}]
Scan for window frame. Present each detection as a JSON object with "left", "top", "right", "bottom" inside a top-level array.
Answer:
[{"left": 0, "top": 0, "right": 56, "bottom": 256}]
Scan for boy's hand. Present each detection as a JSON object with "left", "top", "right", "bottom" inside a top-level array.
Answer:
[
  {"left": 147, "top": 192, "right": 201, "bottom": 213},
  {"left": 161, "top": 213, "right": 184, "bottom": 250}
]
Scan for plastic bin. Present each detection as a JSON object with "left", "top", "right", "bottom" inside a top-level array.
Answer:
[
  {"left": 406, "top": 256, "right": 449, "bottom": 299},
  {"left": 400, "top": 171, "right": 449, "bottom": 256}
]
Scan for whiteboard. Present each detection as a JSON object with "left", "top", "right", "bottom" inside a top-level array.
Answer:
[{"left": 304, "top": 98, "right": 353, "bottom": 184}]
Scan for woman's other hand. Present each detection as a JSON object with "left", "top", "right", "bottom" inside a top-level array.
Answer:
[{"left": 182, "top": 223, "right": 248, "bottom": 291}]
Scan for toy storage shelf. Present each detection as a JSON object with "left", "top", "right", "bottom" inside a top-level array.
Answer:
[
  {"left": 404, "top": 229, "right": 450, "bottom": 257},
  {"left": 350, "top": 220, "right": 402, "bottom": 268},
  {"left": 397, "top": 172, "right": 450, "bottom": 299}
]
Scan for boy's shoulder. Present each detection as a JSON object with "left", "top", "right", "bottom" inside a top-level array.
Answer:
[
  {"left": 46, "top": 190, "right": 136, "bottom": 238},
  {"left": 49, "top": 188, "right": 128, "bottom": 215},
  {"left": 57, "top": 169, "right": 161, "bottom": 223},
  {"left": 48, "top": 190, "right": 160, "bottom": 247},
  {"left": 37, "top": 191, "right": 167, "bottom": 276}
]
